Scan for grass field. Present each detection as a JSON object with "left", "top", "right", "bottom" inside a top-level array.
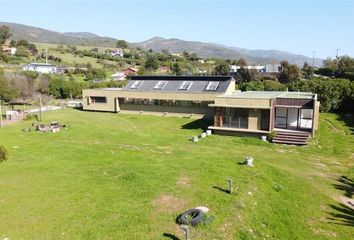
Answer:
[
  {"left": 0, "top": 110, "right": 353, "bottom": 239},
  {"left": 33, "top": 43, "right": 117, "bottom": 69}
]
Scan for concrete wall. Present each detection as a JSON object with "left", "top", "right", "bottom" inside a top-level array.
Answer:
[{"left": 314, "top": 101, "right": 320, "bottom": 130}]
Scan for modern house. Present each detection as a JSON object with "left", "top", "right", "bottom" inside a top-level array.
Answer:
[
  {"left": 83, "top": 76, "right": 235, "bottom": 118},
  {"left": 82, "top": 76, "right": 320, "bottom": 144},
  {"left": 23, "top": 63, "right": 57, "bottom": 74},
  {"left": 208, "top": 91, "right": 319, "bottom": 140}
]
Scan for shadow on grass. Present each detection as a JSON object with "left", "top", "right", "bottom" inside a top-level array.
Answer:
[
  {"left": 162, "top": 232, "right": 180, "bottom": 240},
  {"left": 327, "top": 203, "right": 354, "bottom": 226},
  {"left": 181, "top": 118, "right": 213, "bottom": 130},
  {"left": 336, "top": 113, "right": 354, "bottom": 135},
  {"left": 212, "top": 185, "right": 230, "bottom": 194},
  {"left": 333, "top": 176, "right": 354, "bottom": 198}
]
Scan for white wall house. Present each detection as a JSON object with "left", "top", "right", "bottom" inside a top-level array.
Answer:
[
  {"left": 111, "top": 71, "right": 126, "bottom": 81},
  {"left": 23, "top": 63, "right": 57, "bottom": 74},
  {"left": 109, "top": 49, "right": 124, "bottom": 57},
  {"left": 230, "top": 64, "right": 281, "bottom": 73}
]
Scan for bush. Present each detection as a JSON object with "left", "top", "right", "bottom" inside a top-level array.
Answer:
[
  {"left": 267, "top": 131, "right": 276, "bottom": 141},
  {"left": 0, "top": 146, "right": 7, "bottom": 162}
]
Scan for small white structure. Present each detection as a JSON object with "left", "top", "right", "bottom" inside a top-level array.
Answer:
[
  {"left": 67, "top": 101, "right": 83, "bottom": 108},
  {"left": 109, "top": 49, "right": 124, "bottom": 57},
  {"left": 2, "top": 47, "right": 17, "bottom": 55},
  {"left": 23, "top": 63, "right": 57, "bottom": 74},
  {"left": 111, "top": 71, "right": 126, "bottom": 81},
  {"left": 230, "top": 64, "right": 281, "bottom": 73}
]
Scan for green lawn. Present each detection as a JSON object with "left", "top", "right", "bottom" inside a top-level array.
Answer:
[{"left": 0, "top": 110, "right": 353, "bottom": 239}]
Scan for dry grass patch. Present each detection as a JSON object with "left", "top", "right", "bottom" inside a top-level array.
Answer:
[
  {"left": 153, "top": 194, "right": 187, "bottom": 213},
  {"left": 176, "top": 176, "right": 191, "bottom": 188}
]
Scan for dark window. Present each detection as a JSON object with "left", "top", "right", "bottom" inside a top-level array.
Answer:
[{"left": 90, "top": 96, "right": 107, "bottom": 103}]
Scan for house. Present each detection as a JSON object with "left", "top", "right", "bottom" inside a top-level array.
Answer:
[
  {"left": 111, "top": 71, "right": 126, "bottom": 81},
  {"left": 208, "top": 91, "right": 320, "bottom": 140},
  {"left": 230, "top": 64, "right": 281, "bottom": 73},
  {"left": 123, "top": 67, "right": 138, "bottom": 76},
  {"left": 159, "top": 66, "right": 170, "bottom": 73},
  {"left": 109, "top": 49, "right": 124, "bottom": 57},
  {"left": 23, "top": 63, "right": 57, "bottom": 74},
  {"left": 82, "top": 76, "right": 235, "bottom": 118},
  {"left": 230, "top": 65, "right": 266, "bottom": 73},
  {"left": 2, "top": 46, "right": 17, "bottom": 55},
  {"left": 82, "top": 76, "right": 320, "bottom": 143}
]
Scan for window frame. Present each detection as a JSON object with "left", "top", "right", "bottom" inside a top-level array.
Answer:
[
  {"left": 179, "top": 81, "right": 193, "bottom": 90},
  {"left": 130, "top": 80, "right": 144, "bottom": 89},
  {"left": 90, "top": 96, "right": 107, "bottom": 104},
  {"left": 205, "top": 81, "right": 220, "bottom": 91},
  {"left": 153, "top": 81, "right": 168, "bottom": 90}
]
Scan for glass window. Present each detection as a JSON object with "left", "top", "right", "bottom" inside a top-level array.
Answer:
[
  {"left": 206, "top": 81, "right": 219, "bottom": 91},
  {"left": 90, "top": 96, "right": 107, "bottom": 103},
  {"left": 179, "top": 81, "right": 192, "bottom": 90},
  {"left": 130, "top": 80, "right": 143, "bottom": 89},
  {"left": 153, "top": 81, "right": 167, "bottom": 90}
]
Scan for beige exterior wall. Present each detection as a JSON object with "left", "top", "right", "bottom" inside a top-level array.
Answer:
[
  {"left": 214, "top": 97, "right": 272, "bottom": 109},
  {"left": 83, "top": 89, "right": 118, "bottom": 112},
  {"left": 314, "top": 100, "right": 320, "bottom": 130}
]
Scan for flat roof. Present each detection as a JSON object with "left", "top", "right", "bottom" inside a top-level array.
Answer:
[{"left": 220, "top": 91, "right": 315, "bottom": 99}]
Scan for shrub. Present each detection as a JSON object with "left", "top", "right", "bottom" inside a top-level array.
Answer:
[
  {"left": 267, "top": 131, "right": 276, "bottom": 141},
  {"left": 0, "top": 146, "right": 7, "bottom": 162}
]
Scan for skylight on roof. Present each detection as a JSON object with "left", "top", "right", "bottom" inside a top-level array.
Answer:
[
  {"left": 179, "top": 81, "right": 192, "bottom": 90},
  {"left": 153, "top": 81, "right": 167, "bottom": 90},
  {"left": 206, "top": 81, "right": 219, "bottom": 91},
  {"left": 130, "top": 80, "right": 143, "bottom": 89}
]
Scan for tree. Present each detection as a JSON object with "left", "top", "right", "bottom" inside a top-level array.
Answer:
[
  {"left": 213, "top": 63, "right": 229, "bottom": 75},
  {"left": 279, "top": 61, "right": 301, "bottom": 83},
  {"left": 171, "top": 63, "right": 183, "bottom": 75},
  {"left": 0, "top": 25, "right": 11, "bottom": 45},
  {"left": 145, "top": 55, "right": 159, "bottom": 70},
  {"left": 302, "top": 62, "right": 314, "bottom": 79},
  {"left": 116, "top": 40, "right": 128, "bottom": 49}
]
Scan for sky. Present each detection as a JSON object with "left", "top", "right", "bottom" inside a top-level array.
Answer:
[{"left": 0, "top": 0, "right": 353, "bottom": 59}]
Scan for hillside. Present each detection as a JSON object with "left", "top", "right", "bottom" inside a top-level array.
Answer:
[
  {"left": 0, "top": 22, "right": 117, "bottom": 47},
  {"left": 1, "top": 22, "right": 323, "bottom": 66},
  {"left": 135, "top": 37, "right": 323, "bottom": 66}
]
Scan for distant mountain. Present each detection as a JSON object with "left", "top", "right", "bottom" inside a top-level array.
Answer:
[
  {"left": 0, "top": 22, "right": 117, "bottom": 47},
  {"left": 135, "top": 37, "right": 323, "bottom": 66},
  {"left": 0, "top": 22, "right": 323, "bottom": 66}
]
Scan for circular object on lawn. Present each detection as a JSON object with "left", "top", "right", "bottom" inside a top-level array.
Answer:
[{"left": 177, "top": 208, "right": 204, "bottom": 226}]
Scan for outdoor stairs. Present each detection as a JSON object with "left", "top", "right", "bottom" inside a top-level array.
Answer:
[{"left": 272, "top": 131, "right": 310, "bottom": 146}]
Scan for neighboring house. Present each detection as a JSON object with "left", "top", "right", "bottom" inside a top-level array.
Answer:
[
  {"left": 2, "top": 46, "right": 17, "bottom": 55},
  {"left": 123, "top": 67, "right": 138, "bottom": 76},
  {"left": 230, "top": 64, "right": 281, "bottom": 73},
  {"left": 109, "top": 49, "right": 124, "bottom": 57},
  {"left": 82, "top": 76, "right": 320, "bottom": 142},
  {"left": 159, "top": 66, "right": 170, "bottom": 73},
  {"left": 23, "top": 63, "right": 57, "bottom": 74},
  {"left": 111, "top": 71, "right": 126, "bottom": 81},
  {"left": 265, "top": 64, "right": 281, "bottom": 73}
]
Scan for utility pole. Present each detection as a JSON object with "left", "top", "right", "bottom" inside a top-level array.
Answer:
[
  {"left": 312, "top": 51, "right": 315, "bottom": 68},
  {"left": 0, "top": 100, "right": 3, "bottom": 128},
  {"left": 335, "top": 48, "right": 340, "bottom": 70},
  {"left": 45, "top": 49, "right": 48, "bottom": 64},
  {"left": 39, "top": 95, "right": 43, "bottom": 122}
]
